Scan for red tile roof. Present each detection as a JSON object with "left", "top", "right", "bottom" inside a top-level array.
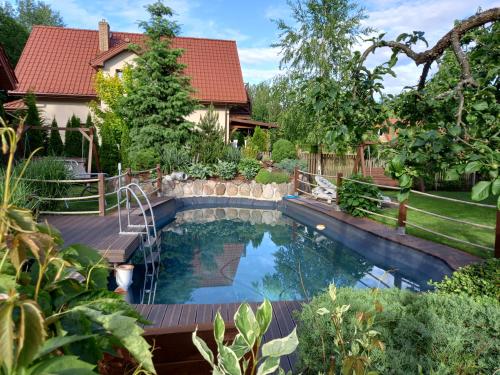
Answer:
[{"left": 12, "top": 26, "right": 248, "bottom": 104}]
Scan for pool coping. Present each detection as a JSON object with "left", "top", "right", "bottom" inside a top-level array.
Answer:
[{"left": 283, "top": 197, "right": 481, "bottom": 270}]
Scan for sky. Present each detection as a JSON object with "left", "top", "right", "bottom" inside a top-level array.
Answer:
[{"left": 15, "top": 0, "right": 500, "bottom": 94}]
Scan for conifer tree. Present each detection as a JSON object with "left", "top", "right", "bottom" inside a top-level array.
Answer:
[
  {"left": 47, "top": 117, "right": 64, "bottom": 156},
  {"left": 119, "top": 1, "right": 197, "bottom": 156},
  {"left": 195, "top": 103, "right": 224, "bottom": 164},
  {"left": 24, "top": 91, "right": 47, "bottom": 155},
  {"left": 64, "top": 114, "right": 82, "bottom": 157}
]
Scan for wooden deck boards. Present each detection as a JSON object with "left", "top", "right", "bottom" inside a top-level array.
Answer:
[{"left": 136, "top": 301, "right": 303, "bottom": 372}]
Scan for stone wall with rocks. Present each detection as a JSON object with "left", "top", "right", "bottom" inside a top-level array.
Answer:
[{"left": 161, "top": 179, "right": 294, "bottom": 201}]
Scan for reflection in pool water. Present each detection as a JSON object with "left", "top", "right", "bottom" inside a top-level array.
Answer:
[{"left": 128, "top": 207, "right": 442, "bottom": 304}]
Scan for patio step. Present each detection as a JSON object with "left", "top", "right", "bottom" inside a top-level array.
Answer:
[{"left": 365, "top": 167, "right": 399, "bottom": 187}]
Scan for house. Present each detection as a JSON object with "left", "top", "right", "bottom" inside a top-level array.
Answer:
[{"left": 8, "top": 21, "right": 274, "bottom": 141}]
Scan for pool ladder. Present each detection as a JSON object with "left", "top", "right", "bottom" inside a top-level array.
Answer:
[{"left": 117, "top": 183, "right": 160, "bottom": 303}]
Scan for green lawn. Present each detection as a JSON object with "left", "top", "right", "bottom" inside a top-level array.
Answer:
[{"left": 370, "top": 191, "right": 496, "bottom": 259}]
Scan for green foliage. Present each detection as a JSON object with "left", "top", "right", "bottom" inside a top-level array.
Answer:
[
  {"left": 46, "top": 118, "right": 64, "bottom": 156},
  {"left": 90, "top": 70, "right": 130, "bottom": 174},
  {"left": 247, "top": 82, "right": 281, "bottom": 123},
  {"left": 64, "top": 115, "right": 83, "bottom": 157},
  {"left": 24, "top": 92, "right": 47, "bottom": 156},
  {"left": 275, "top": 159, "right": 307, "bottom": 174},
  {"left": 255, "top": 169, "right": 290, "bottom": 184},
  {"left": 14, "top": 157, "right": 72, "bottom": 211},
  {"left": 161, "top": 146, "right": 191, "bottom": 174},
  {"left": 238, "top": 158, "right": 261, "bottom": 180},
  {"left": 272, "top": 139, "right": 296, "bottom": 163},
  {"left": 193, "top": 104, "right": 225, "bottom": 164},
  {"left": 128, "top": 148, "right": 160, "bottom": 171},
  {"left": 242, "top": 142, "right": 259, "bottom": 159},
  {"left": 0, "top": 121, "right": 155, "bottom": 374},
  {"left": 430, "top": 259, "right": 499, "bottom": 300},
  {"left": 0, "top": 7, "right": 29, "bottom": 65},
  {"left": 118, "top": 2, "right": 197, "bottom": 155},
  {"left": 297, "top": 287, "right": 500, "bottom": 374},
  {"left": 5, "top": 0, "right": 64, "bottom": 30},
  {"left": 214, "top": 161, "right": 237, "bottom": 180},
  {"left": 338, "top": 174, "right": 381, "bottom": 217},
  {"left": 193, "top": 299, "right": 298, "bottom": 375},
  {"left": 250, "top": 126, "right": 269, "bottom": 152},
  {"left": 381, "top": 22, "right": 499, "bottom": 206},
  {"left": 187, "top": 163, "right": 212, "bottom": 179},
  {"left": 221, "top": 145, "right": 242, "bottom": 164}
]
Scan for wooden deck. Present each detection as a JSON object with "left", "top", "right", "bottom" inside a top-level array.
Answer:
[
  {"left": 134, "top": 301, "right": 303, "bottom": 373},
  {"left": 42, "top": 197, "right": 175, "bottom": 263}
]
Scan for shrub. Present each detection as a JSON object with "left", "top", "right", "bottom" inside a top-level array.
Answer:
[
  {"left": 255, "top": 169, "right": 290, "bottom": 184},
  {"left": 242, "top": 143, "right": 259, "bottom": 159},
  {"left": 0, "top": 169, "right": 37, "bottom": 210},
  {"left": 188, "top": 163, "right": 212, "bottom": 180},
  {"left": 429, "top": 259, "right": 499, "bottom": 300},
  {"left": 250, "top": 126, "right": 268, "bottom": 152},
  {"left": 297, "top": 288, "right": 500, "bottom": 374},
  {"left": 15, "top": 157, "right": 72, "bottom": 210},
  {"left": 238, "top": 158, "right": 261, "bottom": 180},
  {"left": 128, "top": 148, "right": 160, "bottom": 171},
  {"left": 64, "top": 114, "right": 83, "bottom": 157},
  {"left": 161, "top": 145, "right": 191, "bottom": 174},
  {"left": 47, "top": 118, "right": 64, "bottom": 156},
  {"left": 221, "top": 145, "right": 241, "bottom": 164},
  {"left": 193, "top": 104, "right": 225, "bottom": 164},
  {"left": 214, "top": 161, "right": 237, "bottom": 180},
  {"left": 276, "top": 158, "right": 307, "bottom": 174},
  {"left": 272, "top": 139, "right": 296, "bottom": 162},
  {"left": 338, "top": 174, "right": 381, "bottom": 217}
]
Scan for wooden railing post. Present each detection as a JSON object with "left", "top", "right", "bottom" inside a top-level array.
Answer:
[
  {"left": 397, "top": 199, "right": 408, "bottom": 234},
  {"left": 156, "top": 164, "right": 162, "bottom": 193},
  {"left": 495, "top": 210, "right": 500, "bottom": 258},
  {"left": 125, "top": 168, "right": 132, "bottom": 185},
  {"left": 98, "top": 173, "right": 106, "bottom": 216},
  {"left": 293, "top": 166, "right": 299, "bottom": 195},
  {"left": 336, "top": 172, "right": 343, "bottom": 206}
]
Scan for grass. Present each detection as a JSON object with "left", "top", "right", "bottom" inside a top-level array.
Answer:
[{"left": 371, "top": 190, "right": 496, "bottom": 259}]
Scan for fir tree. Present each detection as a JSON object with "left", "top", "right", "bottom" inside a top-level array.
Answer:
[
  {"left": 82, "top": 113, "right": 99, "bottom": 157},
  {"left": 195, "top": 104, "right": 224, "bottom": 164},
  {"left": 64, "top": 114, "right": 82, "bottom": 157},
  {"left": 251, "top": 126, "right": 268, "bottom": 152},
  {"left": 24, "top": 92, "right": 47, "bottom": 155},
  {"left": 47, "top": 118, "right": 64, "bottom": 156},
  {"left": 118, "top": 1, "right": 197, "bottom": 157}
]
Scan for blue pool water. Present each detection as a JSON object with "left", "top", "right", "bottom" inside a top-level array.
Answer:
[{"left": 127, "top": 206, "right": 452, "bottom": 304}]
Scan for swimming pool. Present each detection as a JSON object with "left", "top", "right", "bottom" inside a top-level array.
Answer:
[{"left": 125, "top": 202, "right": 452, "bottom": 304}]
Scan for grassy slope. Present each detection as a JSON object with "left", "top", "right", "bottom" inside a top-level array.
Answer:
[{"left": 371, "top": 191, "right": 496, "bottom": 259}]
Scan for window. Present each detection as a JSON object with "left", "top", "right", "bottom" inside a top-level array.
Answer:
[{"left": 115, "top": 69, "right": 123, "bottom": 79}]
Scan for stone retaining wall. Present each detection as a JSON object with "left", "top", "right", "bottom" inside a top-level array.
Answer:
[{"left": 162, "top": 179, "right": 294, "bottom": 201}]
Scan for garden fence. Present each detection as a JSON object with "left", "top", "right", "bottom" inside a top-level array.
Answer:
[
  {"left": 294, "top": 168, "right": 500, "bottom": 258},
  {"left": 21, "top": 165, "right": 162, "bottom": 216}
]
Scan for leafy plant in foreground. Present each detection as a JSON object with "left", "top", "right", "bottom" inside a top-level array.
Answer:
[
  {"left": 193, "top": 299, "right": 298, "bottom": 375},
  {"left": 0, "top": 119, "right": 155, "bottom": 374},
  {"left": 338, "top": 174, "right": 382, "bottom": 217}
]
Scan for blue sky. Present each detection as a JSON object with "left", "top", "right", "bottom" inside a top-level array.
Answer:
[{"left": 14, "top": 0, "right": 500, "bottom": 93}]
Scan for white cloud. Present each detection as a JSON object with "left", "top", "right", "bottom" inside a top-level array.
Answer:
[
  {"left": 241, "top": 67, "right": 281, "bottom": 83},
  {"left": 238, "top": 47, "right": 281, "bottom": 65}
]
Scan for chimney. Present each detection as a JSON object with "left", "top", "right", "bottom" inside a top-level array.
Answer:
[{"left": 98, "top": 19, "right": 110, "bottom": 52}]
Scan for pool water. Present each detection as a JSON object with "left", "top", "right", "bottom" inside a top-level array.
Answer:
[{"left": 127, "top": 207, "right": 449, "bottom": 304}]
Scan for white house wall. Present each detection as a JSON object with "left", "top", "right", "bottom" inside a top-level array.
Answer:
[{"left": 37, "top": 99, "right": 90, "bottom": 140}]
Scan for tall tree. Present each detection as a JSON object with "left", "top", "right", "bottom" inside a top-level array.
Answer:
[
  {"left": 271, "top": 0, "right": 377, "bottom": 150},
  {"left": 47, "top": 117, "right": 63, "bottom": 156},
  {"left": 119, "top": 1, "right": 198, "bottom": 157},
  {"left": 0, "top": 7, "right": 29, "bottom": 66},
  {"left": 247, "top": 81, "right": 281, "bottom": 123},
  {"left": 193, "top": 104, "right": 224, "bottom": 164},
  {"left": 13, "top": 0, "right": 64, "bottom": 30},
  {"left": 24, "top": 92, "right": 47, "bottom": 155}
]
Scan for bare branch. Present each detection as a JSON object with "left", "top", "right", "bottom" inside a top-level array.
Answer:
[{"left": 417, "top": 62, "right": 432, "bottom": 91}]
